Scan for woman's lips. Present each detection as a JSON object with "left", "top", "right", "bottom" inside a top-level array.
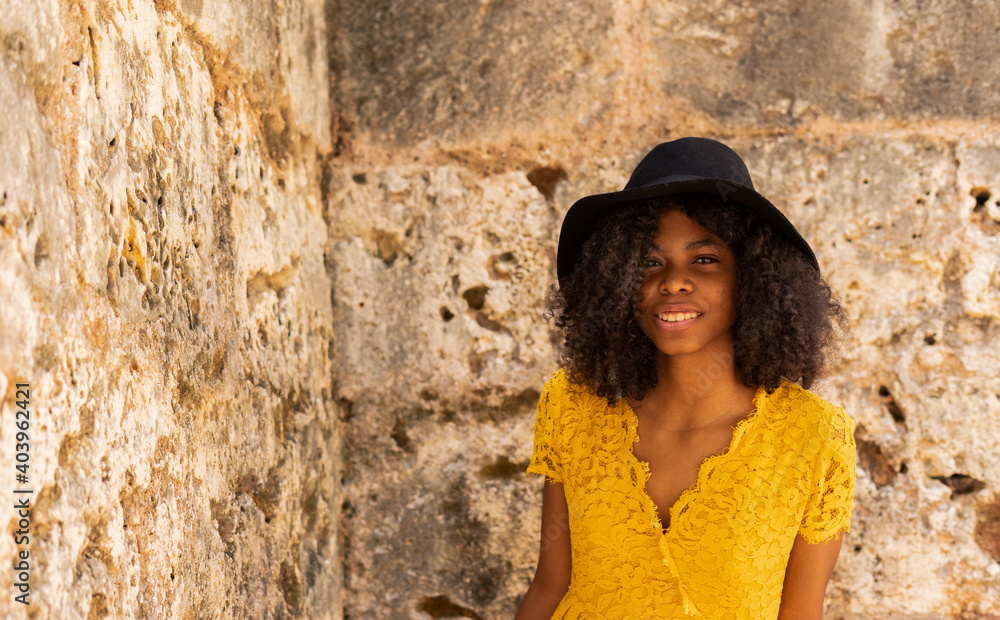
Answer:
[{"left": 653, "top": 311, "right": 702, "bottom": 330}]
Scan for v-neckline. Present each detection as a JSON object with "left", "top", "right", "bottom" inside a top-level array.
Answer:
[{"left": 621, "top": 385, "right": 767, "bottom": 537}]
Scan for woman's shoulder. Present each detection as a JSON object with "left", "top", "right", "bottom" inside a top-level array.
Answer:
[
  {"left": 542, "top": 367, "right": 571, "bottom": 393},
  {"left": 765, "top": 380, "right": 855, "bottom": 445},
  {"left": 543, "top": 367, "right": 593, "bottom": 397},
  {"left": 539, "top": 367, "right": 612, "bottom": 417}
]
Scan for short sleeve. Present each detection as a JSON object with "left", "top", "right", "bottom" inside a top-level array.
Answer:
[
  {"left": 799, "top": 406, "right": 857, "bottom": 544},
  {"left": 526, "top": 371, "right": 566, "bottom": 483}
]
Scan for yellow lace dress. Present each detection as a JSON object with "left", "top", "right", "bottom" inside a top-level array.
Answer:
[{"left": 527, "top": 369, "right": 856, "bottom": 619}]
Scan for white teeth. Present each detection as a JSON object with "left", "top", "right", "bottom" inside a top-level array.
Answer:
[{"left": 656, "top": 312, "right": 700, "bottom": 322}]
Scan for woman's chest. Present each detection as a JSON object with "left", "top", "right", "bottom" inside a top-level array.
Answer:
[
  {"left": 631, "top": 425, "right": 737, "bottom": 530},
  {"left": 559, "top": 414, "right": 816, "bottom": 547}
]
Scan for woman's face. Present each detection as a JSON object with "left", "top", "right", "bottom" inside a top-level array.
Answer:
[{"left": 634, "top": 209, "right": 739, "bottom": 363}]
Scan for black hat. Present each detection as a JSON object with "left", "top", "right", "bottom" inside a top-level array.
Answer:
[{"left": 556, "top": 137, "right": 818, "bottom": 285}]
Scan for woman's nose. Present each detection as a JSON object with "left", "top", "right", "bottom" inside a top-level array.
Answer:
[{"left": 657, "top": 266, "right": 692, "bottom": 294}]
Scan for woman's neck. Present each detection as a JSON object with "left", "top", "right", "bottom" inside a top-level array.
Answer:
[{"left": 637, "top": 344, "right": 757, "bottom": 431}]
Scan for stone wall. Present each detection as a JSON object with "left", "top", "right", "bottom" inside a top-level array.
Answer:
[
  {"left": 329, "top": 1, "right": 1000, "bottom": 618},
  {"left": 4, "top": 0, "right": 1000, "bottom": 618},
  {"left": 0, "top": 0, "right": 339, "bottom": 617}
]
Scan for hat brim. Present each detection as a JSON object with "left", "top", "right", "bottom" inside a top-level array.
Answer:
[{"left": 557, "top": 176, "right": 818, "bottom": 285}]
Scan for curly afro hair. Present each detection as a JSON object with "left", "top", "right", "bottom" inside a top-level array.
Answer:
[{"left": 545, "top": 194, "right": 844, "bottom": 404}]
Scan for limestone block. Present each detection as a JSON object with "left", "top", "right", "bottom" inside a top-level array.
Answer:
[
  {"left": 330, "top": 0, "right": 621, "bottom": 145},
  {"left": 648, "top": 0, "right": 1000, "bottom": 123},
  {"left": 337, "top": 0, "right": 1000, "bottom": 150}
]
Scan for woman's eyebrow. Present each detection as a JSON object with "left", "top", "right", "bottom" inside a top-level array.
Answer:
[
  {"left": 649, "top": 238, "right": 722, "bottom": 252},
  {"left": 686, "top": 238, "right": 722, "bottom": 250}
]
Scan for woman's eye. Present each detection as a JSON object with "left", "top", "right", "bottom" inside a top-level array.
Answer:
[
  {"left": 694, "top": 256, "right": 719, "bottom": 264},
  {"left": 642, "top": 258, "right": 660, "bottom": 268}
]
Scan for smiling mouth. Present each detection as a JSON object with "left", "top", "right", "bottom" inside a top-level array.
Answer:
[{"left": 655, "top": 312, "right": 701, "bottom": 322}]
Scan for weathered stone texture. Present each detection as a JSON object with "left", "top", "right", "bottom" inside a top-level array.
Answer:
[
  {"left": 750, "top": 133, "right": 1000, "bottom": 615},
  {"left": 0, "top": 0, "right": 338, "bottom": 618},
  {"left": 329, "top": 167, "right": 557, "bottom": 618},
  {"left": 333, "top": 0, "right": 1000, "bottom": 153},
  {"left": 328, "top": 167, "right": 558, "bottom": 408},
  {"left": 650, "top": 0, "right": 1000, "bottom": 122},
  {"left": 329, "top": 0, "right": 622, "bottom": 146}
]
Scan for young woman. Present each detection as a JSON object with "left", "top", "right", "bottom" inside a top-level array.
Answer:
[{"left": 516, "top": 138, "right": 856, "bottom": 619}]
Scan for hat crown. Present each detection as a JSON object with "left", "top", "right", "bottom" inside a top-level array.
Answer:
[
  {"left": 624, "top": 137, "right": 755, "bottom": 190},
  {"left": 556, "top": 136, "right": 819, "bottom": 286}
]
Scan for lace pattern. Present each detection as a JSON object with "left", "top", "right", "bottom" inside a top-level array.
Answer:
[{"left": 526, "top": 369, "right": 856, "bottom": 619}]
